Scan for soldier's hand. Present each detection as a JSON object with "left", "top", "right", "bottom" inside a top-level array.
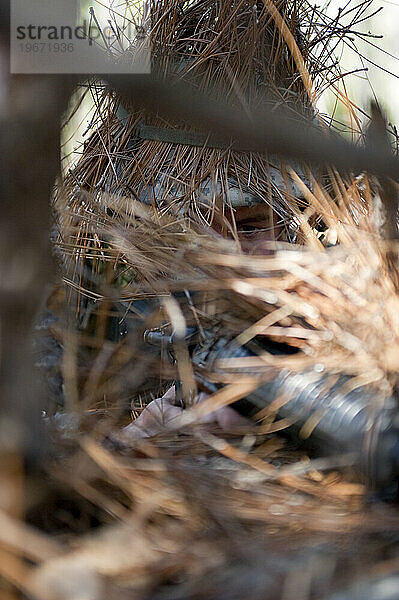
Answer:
[{"left": 108, "top": 386, "right": 251, "bottom": 446}]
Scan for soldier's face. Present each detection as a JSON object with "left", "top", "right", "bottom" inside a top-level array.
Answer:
[{"left": 213, "top": 204, "right": 282, "bottom": 255}]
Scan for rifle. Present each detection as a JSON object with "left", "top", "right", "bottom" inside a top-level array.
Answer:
[{"left": 145, "top": 326, "right": 399, "bottom": 495}]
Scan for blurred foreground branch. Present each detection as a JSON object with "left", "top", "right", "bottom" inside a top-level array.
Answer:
[
  {"left": 0, "top": 4, "right": 73, "bottom": 459},
  {"left": 106, "top": 74, "right": 399, "bottom": 181}
]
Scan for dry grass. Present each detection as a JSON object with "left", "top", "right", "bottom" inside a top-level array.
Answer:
[
  {"left": 28, "top": 169, "right": 398, "bottom": 599},
  {"left": 3, "top": 1, "right": 399, "bottom": 599}
]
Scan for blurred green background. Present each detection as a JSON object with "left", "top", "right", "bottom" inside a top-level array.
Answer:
[{"left": 319, "top": 0, "right": 399, "bottom": 131}]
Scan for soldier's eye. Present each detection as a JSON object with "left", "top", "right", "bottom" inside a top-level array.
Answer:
[
  {"left": 237, "top": 224, "right": 268, "bottom": 234},
  {"left": 239, "top": 225, "right": 260, "bottom": 233}
]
